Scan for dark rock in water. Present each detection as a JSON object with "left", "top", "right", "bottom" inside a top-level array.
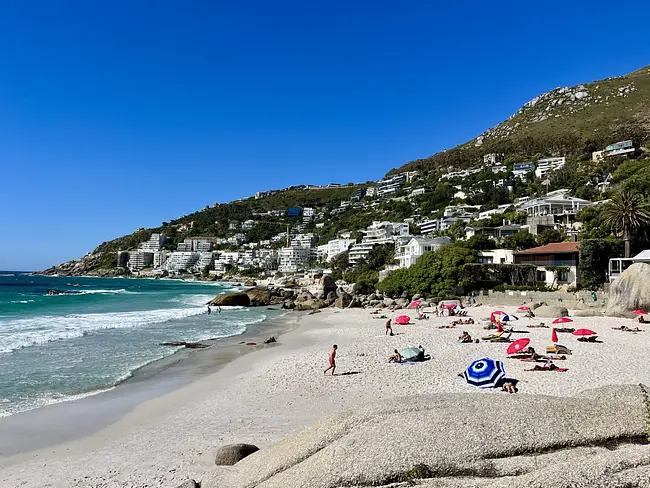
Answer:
[
  {"left": 282, "top": 299, "right": 295, "bottom": 309},
  {"left": 208, "top": 292, "right": 251, "bottom": 307},
  {"left": 243, "top": 280, "right": 257, "bottom": 286},
  {"left": 245, "top": 287, "right": 271, "bottom": 306},
  {"left": 214, "top": 443, "right": 260, "bottom": 465},
  {"left": 245, "top": 342, "right": 257, "bottom": 346},
  {"left": 264, "top": 336, "right": 277, "bottom": 344},
  {"left": 175, "top": 480, "right": 199, "bottom": 488}
]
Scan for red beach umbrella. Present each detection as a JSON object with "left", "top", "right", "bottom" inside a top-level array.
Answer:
[
  {"left": 506, "top": 338, "right": 530, "bottom": 355},
  {"left": 497, "top": 321, "right": 503, "bottom": 333},
  {"left": 409, "top": 300, "right": 421, "bottom": 308},
  {"left": 395, "top": 315, "right": 411, "bottom": 325},
  {"left": 490, "top": 310, "right": 506, "bottom": 322},
  {"left": 552, "top": 317, "right": 574, "bottom": 324},
  {"left": 572, "top": 328, "right": 597, "bottom": 336},
  {"left": 441, "top": 303, "right": 457, "bottom": 309},
  {"left": 551, "top": 328, "right": 559, "bottom": 343},
  {"left": 517, "top": 306, "right": 530, "bottom": 311},
  {"left": 632, "top": 310, "right": 648, "bottom": 315}
]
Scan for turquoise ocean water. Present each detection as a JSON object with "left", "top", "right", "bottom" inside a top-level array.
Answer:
[{"left": 0, "top": 272, "right": 273, "bottom": 417}]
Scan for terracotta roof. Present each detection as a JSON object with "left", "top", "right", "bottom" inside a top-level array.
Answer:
[{"left": 513, "top": 242, "right": 580, "bottom": 255}]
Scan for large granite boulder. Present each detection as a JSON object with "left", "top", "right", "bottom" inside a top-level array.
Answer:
[
  {"left": 214, "top": 443, "right": 260, "bottom": 466},
  {"left": 334, "top": 292, "right": 352, "bottom": 309},
  {"left": 607, "top": 263, "right": 650, "bottom": 316},
  {"left": 317, "top": 275, "right": 337, "bottom": 299},
  {"left": 208, "top": 292, "right": 251, "bottom": 307},
  {"left": 294, "top": 299, "right": 328, "bottom": 311},
  {"left": 533, "top": 305, "right": 568, "bottom": 318},
  {"left": 245, "top": 287, "right": 271, "bottom": 306},
  {"left": 202, "top": 385, "right": 650, "bottom": 488}
]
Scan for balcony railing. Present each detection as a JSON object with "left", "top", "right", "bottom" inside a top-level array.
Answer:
[{"left": 516, "top": 260, "right": 577, "bottom": 267}]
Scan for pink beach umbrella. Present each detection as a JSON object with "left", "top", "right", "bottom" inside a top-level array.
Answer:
[
  {"left": 395, "top": 315, "right": 411, "bottom": 325},
  {"left": 506, "top": 338, "right": 530, "bottom": 355},
  {"left": 572, "top": 328, "right": 597, "bottom": 336},
  {"left": 632, "top": 310, "right": 648, "bottom": 315},
  {"left": 551, "top": 328, "right": 559, "bottom": 343},
  {"left": 517, "top": 306, "right": 530, "bottom": 311},
  {"left": 552, "top": 317, "right": 574, "bottom": 324},
  {"left": 409, "top": 300, "right": 422, "bottom": 308},
  {"left": 441, "top": 303, "right": 457, "bottom": 309}
]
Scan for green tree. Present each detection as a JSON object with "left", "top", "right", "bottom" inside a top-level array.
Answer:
[
  {"left": 536, "top": 228, "right": 565, "bottom": 246},
  {"left": 602, "top": 188, "right": 650, "bottom": 258},
  {"left": 502, "top": 231, "right": 537, "bottom": 250}
]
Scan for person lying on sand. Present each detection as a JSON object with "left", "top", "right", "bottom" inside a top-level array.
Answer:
[
  {"left": 458, "top": 331, "right": 473, "bottom": 343},
  {"left": 613, "top": 325, "right": 644, "bottom": 332},
  {"left": 388, "top": 349, "right": 403, "bottom": 363},
  {"left": 526, "top": 323, "right": 548, "bottom": 328},
  {"left": 525, "top": 359, "right": 568, "bottom": 372},
  {"left": 501, "top": 382, "right": 517, "bottom": 393},
  {"left": 439, "top": 323, "right": 456, "bottom": 329}
]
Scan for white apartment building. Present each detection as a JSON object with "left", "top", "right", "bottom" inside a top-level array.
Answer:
[
  {"left": 410, "top": 187, "right": 431, "bottom": 197},
  {"left": 196, "top": 252, "right": 214, "bottom": 271},
  {"left": 318, "top": 238, "right": 355, "bottom": 262},
  {"left": 348, "top": 221, "right": 410, "bottom": 266},
  {"left": 177, "top": 238, "right": 212, "bottom": 252},
  {"left": 491, "top": 165, "right": 508, "bottom": 174},
  {"left": 164, "top": 252, "right": 200, "bottom": 274},
  {"left": 153, "top": 250, "right": 168, "bottom": 268},
  {"left": 278, "top": 246, "right": 311, "bottom": 273},
  {"left": 291, "top": 233, "right": 317, "bottom": 249},
  {"left": 126, "top": 250, "right": 154, "bottom": 271},
  {"left": 139, "top": 233, "right": 165, "bottom": 252},
  {"left": 396, "top": 236, "right": 452, "bottom": 269},
  {"left": 302, "top": 207, "right": 316, "bottom": 219},
  {"left": 478, "top": 204, "right": 513, "bottom": 220},
  {"left": 377, "top": 174, "right": 407, "bottom": 197},
  {"left": 535, "top": 157, "right": 566, "bottom": 179},
  {"left": 419, "top": 219, "right": 440, "bottom": 234},
  {"left": 513, "top": 162, "right": 536, "bottom": 180},
  {"left": 366, "top": 186, "right": 377, "bottom": 197}
]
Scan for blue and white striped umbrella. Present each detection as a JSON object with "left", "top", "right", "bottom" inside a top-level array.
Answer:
[
  {"left": 463, "top": 357, "right": 505, "bottom": 389},
  {"left": 500, "top": 314, "right": 519, "bottom": 322}
]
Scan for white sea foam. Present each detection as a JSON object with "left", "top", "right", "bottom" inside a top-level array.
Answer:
[
  {"left": 0, "top": 273, "right": 15, "bottom": 277},
  {"left": 9, "top": 300, "right": 35, "bottom": 304},
  {"left": 0, "top": 307, "right": 207, "bottom": 354}
]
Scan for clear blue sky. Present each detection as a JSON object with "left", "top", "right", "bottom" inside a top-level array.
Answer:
[{"left": 2, "top": 0, "right": 649, "bottom": 270}]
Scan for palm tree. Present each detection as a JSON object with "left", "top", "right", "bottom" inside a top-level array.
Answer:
[{"left": 602, "top": 188, "right": 650, "bottom": 258}]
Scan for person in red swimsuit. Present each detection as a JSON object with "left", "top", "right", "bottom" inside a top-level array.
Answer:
[{"left": 324, "top": 344, "right": 338, "bottom": 376}]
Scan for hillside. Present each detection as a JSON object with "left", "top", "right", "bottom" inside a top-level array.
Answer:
[{"left": 390, "top": 64, "right": 650, "bottom": 175}]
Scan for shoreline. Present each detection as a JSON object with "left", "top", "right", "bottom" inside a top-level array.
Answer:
[{"left": 0, "top": 308, "right": 295, "bottom": 460}]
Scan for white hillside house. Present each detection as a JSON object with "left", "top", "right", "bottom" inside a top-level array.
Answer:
[{"left": 396, "top": 236, "right": 452, "bottom": 269}]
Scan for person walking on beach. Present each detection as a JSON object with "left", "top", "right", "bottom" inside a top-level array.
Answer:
[
  {"left": 324, "top": 344, "right": 338, "bottom": 376},
  {"left": 385, "top": 318, "right": 394, "bottom": 336},
  {"left": 207, "top": 305, "right": 212, "bottom": 315}
]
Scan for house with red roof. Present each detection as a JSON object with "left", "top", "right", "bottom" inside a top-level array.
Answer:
[{"left": 513, "top": 241, "right": 580, "bottom": 287}]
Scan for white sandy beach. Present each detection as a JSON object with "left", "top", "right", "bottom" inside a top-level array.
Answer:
[{"left": 1, "top": 305, "right": 649, "bottom": 487}]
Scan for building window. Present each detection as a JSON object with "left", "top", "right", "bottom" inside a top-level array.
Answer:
[
  {"left": 559, "top": 271, "right": 569, "bottom": 282},
  {"left": 536, "top": 271, "right": 546, "bottom": 282}
]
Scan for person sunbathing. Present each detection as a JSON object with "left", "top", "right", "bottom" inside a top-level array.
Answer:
[
  {"left": 526, "top": 359, "right": 568, "bottom": 372},
  {"left": 501, "top": 382, "right": 517, "bottom": 393},
  {"left": 458, "top": 331, "right": 473, "bottom": 343},
  {"left": 614, "top": 325, "right": 644, "bottom": 332},
  {"left": 439, "top": 323, "right": 456, "bottom": 328},
  {"left": 388, "top": 349, "right": 403, "bottom": 363}
]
